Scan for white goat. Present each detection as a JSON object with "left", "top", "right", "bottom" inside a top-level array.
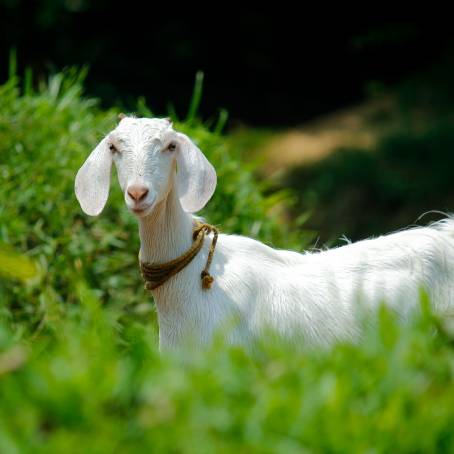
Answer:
[{"left": 75, "top": 116, "right": 454, "bottom": 349}]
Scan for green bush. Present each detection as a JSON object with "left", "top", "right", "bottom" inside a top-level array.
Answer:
[
  {"left": 2, "top": 65, "right": 454, "bottom": 452},
  {"left": 2, "top": 290, "right": 454, "bottom": 452}
]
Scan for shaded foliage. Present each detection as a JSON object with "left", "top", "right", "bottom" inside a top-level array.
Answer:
[
  {"left": 285, "top": 60, "right": 454, "bottom": 244},
  {"left": 1, "top": 3, "right": 452, "bottom": 125}
]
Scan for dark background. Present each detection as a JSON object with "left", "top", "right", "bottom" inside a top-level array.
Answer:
[
  {"left": 1, "top": 2, "right": 452, "bottom": 126},
  {"left": 2, "top": 2, "right": 454, "bottom": 242}
]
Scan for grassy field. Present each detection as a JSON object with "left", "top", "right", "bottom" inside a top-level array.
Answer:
[{"left": 2, "top": 63, "right": 454, "bottom": 452}]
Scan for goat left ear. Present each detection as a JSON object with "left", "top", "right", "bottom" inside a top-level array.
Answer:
[
  {"left": 175, "top": 133, "right": 217, "bottom": 212},
  {"left": 75, "top": 137, "right": 113, "bottom": 216}
]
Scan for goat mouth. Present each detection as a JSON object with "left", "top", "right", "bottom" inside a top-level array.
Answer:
[{"left": 131, "top": 204, "right": 153, "bottom": 216}]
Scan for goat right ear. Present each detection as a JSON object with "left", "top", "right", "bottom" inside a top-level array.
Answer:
[
  {"left": 175, "top": 132, "right": 217, "bottom": 213},
  {"left": 75, "top": 137, "right": 112, "bottom": 216}
]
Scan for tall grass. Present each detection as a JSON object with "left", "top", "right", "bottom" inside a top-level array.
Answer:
[{"left": 1, "top": 62, "right": 454, "bottom": 452}]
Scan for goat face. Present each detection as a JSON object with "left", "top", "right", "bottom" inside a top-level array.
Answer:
[{"left": 75, "top": 117, "right": 217, "bottom": 217}]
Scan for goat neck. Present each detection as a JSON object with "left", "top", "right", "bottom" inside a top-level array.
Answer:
[{"left": 137, "top": 184, "right": 195, "bottom": 265}]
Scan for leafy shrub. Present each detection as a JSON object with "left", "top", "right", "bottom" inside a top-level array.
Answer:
[{"left": 2, "top": 290, "right": 454, "bottom": 452}]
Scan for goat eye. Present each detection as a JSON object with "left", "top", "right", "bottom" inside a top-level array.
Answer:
[
  {"left": 166, "top": 142, "right": 177, "bottom": 152},
  {"left": 109, "top": 143, "right": 119, "bottom": 153}
]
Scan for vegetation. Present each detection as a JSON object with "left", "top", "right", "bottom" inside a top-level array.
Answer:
[
  {"left": 284, "top": 57, "right": 454, "bottom": 244},
  {"left": 2, "top": 63, "right": 454, "bottom": 452}
]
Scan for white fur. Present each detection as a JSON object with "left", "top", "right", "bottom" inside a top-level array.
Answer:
[{"left": 75, "top": 117, "right": 454, "bottom": 350}]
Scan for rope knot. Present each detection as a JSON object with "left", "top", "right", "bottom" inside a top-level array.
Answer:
[
  {"left": 140, "top": 221, "right": 219, "bottom": 291},
  {"left": 201, "top": 270, "right": 214, "bottom": 289}
]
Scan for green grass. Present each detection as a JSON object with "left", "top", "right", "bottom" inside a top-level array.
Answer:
[{"left": 2, "top": 63, "right": 454, "bottom": 452}]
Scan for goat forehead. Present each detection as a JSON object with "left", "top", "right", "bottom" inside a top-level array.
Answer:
[{"left": 115, "top": 118, "right": 171, "bottom": 145}]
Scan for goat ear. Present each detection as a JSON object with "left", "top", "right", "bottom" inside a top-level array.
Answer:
[
  {"left": 175, "top": 132, "right": 217, "bottom": 212},
  {"left": 75, "top": 137, "right": 112, "bottom": 216}
]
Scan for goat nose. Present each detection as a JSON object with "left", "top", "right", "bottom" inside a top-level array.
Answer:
[{"left": 127, "top": 185, "right": 149, "bottom": 202}]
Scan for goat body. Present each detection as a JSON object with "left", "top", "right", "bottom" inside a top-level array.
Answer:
[
  {"left": 75, "top": 117, "right": 454, "bottom": 350},
  {"left": 139, "top": 186, "right": 454, "bottom": 350}
]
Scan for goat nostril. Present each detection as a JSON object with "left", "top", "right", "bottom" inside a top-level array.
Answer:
[
  {"left": 138, "top": 188, "right": 149, "bottom": 201},
  {"left": 127, "top": 186, "right": 149, "bottom": 202}
]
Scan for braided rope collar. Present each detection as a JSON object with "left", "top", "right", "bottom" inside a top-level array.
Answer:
[{"left": 140, "top": 222, "right": 219, "bottom": 291}]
